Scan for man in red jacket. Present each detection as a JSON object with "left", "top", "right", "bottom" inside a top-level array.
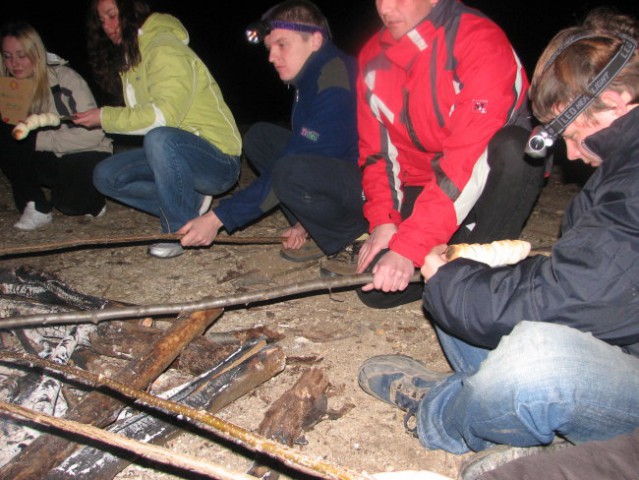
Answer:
[{"left": 321, "top": 0, "right": 546, "bottom": 308}]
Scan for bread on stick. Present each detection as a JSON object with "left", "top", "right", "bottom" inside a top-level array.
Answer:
[
  {"left": 12, "top": 112, "right": 62, "bottom": 140},
  {"left": 445, "top": 239, "right": 531, "bottom": 267}
]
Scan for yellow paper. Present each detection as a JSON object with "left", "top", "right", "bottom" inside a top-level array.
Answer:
[{"left": 0, "top": 77, "right": 34, "bottom": 125}]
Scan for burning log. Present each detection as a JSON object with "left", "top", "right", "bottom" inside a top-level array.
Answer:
[
  {"left": 0, "top": 400, "right": 259, "bottom": 480},
  {"left": 88, "top": 322, "right": 283, "bottom": 375},
  {"left": 48, "top": 339, "right": 286, "bottom": 479},
  {"left": 1, "top": 351, "right": 370, "bottom": 480},
  {"left": 0, "top": 329, "right": 81, "bottom": 467},
  {"left": 0, "top": 308, "right": 223, "bottom": 479}
]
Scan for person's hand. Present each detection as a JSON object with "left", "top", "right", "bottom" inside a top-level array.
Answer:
[
  {"left": 420, "top": 244, "right": 448, "bottom": 281},
  {"left": 361, "top": 249, "right": 415, "bottom": 292},
  {"left": 357, "top": 223, "right": 397, "bottom": 273},
  {"left": 281, "top": 223, "right": 308, "bottom": 250},
  {"left": 72, "top": 108, "right": 102, "bottom": 128},
  {"left": 178, "top": 211, "right": 223, "bottom": 247}
]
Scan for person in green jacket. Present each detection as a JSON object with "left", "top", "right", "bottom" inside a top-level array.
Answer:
[{"left": 74, "top": 0, "right": 242, "bottom": 258}]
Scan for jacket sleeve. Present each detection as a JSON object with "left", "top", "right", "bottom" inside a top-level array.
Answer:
[
  {"left": 35, "top": 67, "right": 111, "bottom": 155},
  {"left": 357, "top": 44, "right": 404, "bottom": 233},
  {"left": 213, "top": 171, "right": 275, "bottom": 233},
  {"left": 100, "top": 41, "right": 196, "bottom": 134},
  {"left": 423, "top": 180, "right": 639, "bottom": 349}
]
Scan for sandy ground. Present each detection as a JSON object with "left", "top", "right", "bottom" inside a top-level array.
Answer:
[{"left": 0, "top": 155, "right": 587, "bottom": 479}]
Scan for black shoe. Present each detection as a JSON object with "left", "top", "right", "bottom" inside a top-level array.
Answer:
[{"left": 358, "top": 354, "right": 449, "bottom": 434}]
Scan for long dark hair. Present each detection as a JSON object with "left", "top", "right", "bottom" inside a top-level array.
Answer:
[{"left": 86, "top": 0, "right": 151, "bottom": 103}]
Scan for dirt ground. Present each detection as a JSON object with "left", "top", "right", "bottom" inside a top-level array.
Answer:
[{"left": 0, "top": 155, "right": 588, "bottom": 479}]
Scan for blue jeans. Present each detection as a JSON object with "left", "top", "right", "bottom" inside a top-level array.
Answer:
[
  {"left": 416, "top": 321, "right": 639, "bottom": 453},
  {"left": 94, "top": 127, "right": 240, "bottom": 232}
]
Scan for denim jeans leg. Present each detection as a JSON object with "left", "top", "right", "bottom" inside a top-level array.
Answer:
[
  {"left": 417, "top": 321, "right": 639, "bottom": 454},
  {"left": 143, "top": 127, "right": 240, "bottom": 232},
  {"left": 93, "top": 148, "right": 160, "bottom": 216},
  {"left": 434, "top": 324, "right": 489, "bottom": 374}
]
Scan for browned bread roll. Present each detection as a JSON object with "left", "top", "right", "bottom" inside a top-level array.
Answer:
[{"left": 445, "top": 239, "right": 531, "bottom": 267}]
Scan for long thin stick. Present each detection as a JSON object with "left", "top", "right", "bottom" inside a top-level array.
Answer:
[
  {"left": 0, "top": 400, "right": 259, "bottom": 480},
  {"left": 0, "top": 351, "right": 372, "bottom": 480},
  {"left": 0, "top": 233, "right": 285, "bottom": 257},
  {"left": 4, "top": 273, "right": 424, "bottom": 328}
]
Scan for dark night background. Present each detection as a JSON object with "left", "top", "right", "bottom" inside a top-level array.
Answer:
[{"left": 2, "top": 0, "right": 638, "bottom": 126}]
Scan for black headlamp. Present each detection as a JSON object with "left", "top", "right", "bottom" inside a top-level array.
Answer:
[
  {"left": 245, "top": 20, "right": 328, "bottom": 45},
  {"left": 525, "top": 33, "right": 637, "bottom": 158}
]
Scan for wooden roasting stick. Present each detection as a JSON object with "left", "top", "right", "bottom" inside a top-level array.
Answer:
[
  {"left": 0, "top": 233, "right": 285, "bottom": 257},
  {"left": 4, "top": 239, "right": 546, "bottom": 329},
  {"left": 0, "top": 308, "right": 224, "bottom": 480},
  {"left": 0, "top": 351, "right": 373, "bottom": 480}
]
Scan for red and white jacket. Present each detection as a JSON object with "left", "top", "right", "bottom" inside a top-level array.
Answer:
[{"left": 358, "top": 0, "right": 529, "bottom": 266}]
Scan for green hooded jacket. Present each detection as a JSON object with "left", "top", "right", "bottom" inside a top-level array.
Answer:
[{"left": 100, "top": 13, "right": 241, "bottom": 156}]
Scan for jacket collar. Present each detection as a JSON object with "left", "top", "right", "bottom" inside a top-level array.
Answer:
[
  {"left": 377, "top": 0, "right": 456, "bottom": 69},
  {"left": 585, "top": 106, "right": 639, "bottom": 164},
  {"left": 290, "top": 41, "right": 338, "bottom": 88}
]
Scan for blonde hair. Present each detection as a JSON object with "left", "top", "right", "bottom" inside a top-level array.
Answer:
[
  {"left": 1, "top": 21, "right": 52, "bottom": 113},
  {"left": 530, "top": 11, "right": 639, "bottom": 124}
]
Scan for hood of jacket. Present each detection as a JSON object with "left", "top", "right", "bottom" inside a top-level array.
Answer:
[{"left": 138, "top": 13, "right": 189, "bottom": 49}]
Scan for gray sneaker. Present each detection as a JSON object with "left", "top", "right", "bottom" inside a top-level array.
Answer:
[
  {"left": 358, "top": 355, "right": 449, "bottom": 432},
  {"left": 459, "top": 440, "right": 572, "bottom": 480},
  {"left": 148, "top": 242, "right": 184, "bottom": 258}
]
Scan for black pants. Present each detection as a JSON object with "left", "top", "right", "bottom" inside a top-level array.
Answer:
[
  {"left": 244, "top": 122, "right": 368, "bottom": 255},
  {"left": 0, "top": 121, "right": 107, "bottom": 216},
  {"left": 357, "top": 125, "right": 547, "bottom": 309}
]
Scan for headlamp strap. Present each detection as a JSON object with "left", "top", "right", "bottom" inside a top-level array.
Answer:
[
  {"left": 544, "top": 33, "right": 637, "bottom": 138},
  {"left": 268, "top": 20, "right": 327, "bottom": 37}
]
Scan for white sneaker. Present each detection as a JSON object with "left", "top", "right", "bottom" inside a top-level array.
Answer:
[
  {"left": 85, "top": 205, "right": 107, "bottom": 218},
  {"left": 198, "top": 195, "right": 213, "bottom": 215},
  {"left": 148, "top": 242, "right": 184, "bottom": 258},
  {"left": 14, "top": 201, "right": 52, "bottom": 230}
]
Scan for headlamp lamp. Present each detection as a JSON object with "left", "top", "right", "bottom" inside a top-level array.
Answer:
[
  {"left": 525, "top": 33, "right": 637, "bottom": 158},
  {"left": 245, "top": 20, "right": 328, "bottom": 44}
]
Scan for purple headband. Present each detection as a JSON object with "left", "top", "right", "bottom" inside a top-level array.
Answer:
[{"left": 267, "top": 20, "right": 327, "bottom": 37}]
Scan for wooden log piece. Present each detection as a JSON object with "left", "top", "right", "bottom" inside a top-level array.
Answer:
[
  {"left": 248, "top": 367, "right": 330, "bottom": 479},
  {"left": 0, "top": 308, "right": 223, "bottom": 480},
  {"left": 48, "top": 342, "right": 286, "bottom": 480}
]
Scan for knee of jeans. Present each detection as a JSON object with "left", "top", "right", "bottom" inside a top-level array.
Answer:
[
  {"left": 143, "top": 127, "right": 175, "bottom": 161},
  {"left": 92, "top": 162, "right": 109, "bottom": 192},
  {"left": 472, "top": 322, "right": 586, "bottom": 390}
]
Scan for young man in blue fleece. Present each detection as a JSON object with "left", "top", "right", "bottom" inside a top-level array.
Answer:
[{"left": 179, "top": 0, "right": 367, "bottom": 261}]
